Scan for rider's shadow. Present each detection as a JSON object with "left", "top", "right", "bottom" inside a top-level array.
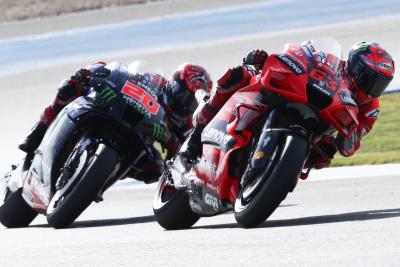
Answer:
[
  {"left": 192, "top": 208, "right": 400, "bottom": 229},
  {"left": 30, "top": 215, "right": 155, "bottom": 229}
]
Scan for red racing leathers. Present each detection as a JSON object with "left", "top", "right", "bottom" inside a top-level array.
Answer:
[{"left": 193, "top": 62, "right": 380, "bottom": 169}]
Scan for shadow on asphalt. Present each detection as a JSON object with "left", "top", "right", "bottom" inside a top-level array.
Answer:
[
  {"left": 192, "top": 208, "right": 400, "bottom": 229},
  {"left": 30, "top": 215, "right": 155, "bottom": 229}
]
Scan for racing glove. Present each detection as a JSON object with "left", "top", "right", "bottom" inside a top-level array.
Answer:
[
  {"left": 243, "top": 49, "right": 268, "bottom": 71},
  {"left": 72, "top": 68, "right": 94, "bottom": 86}
]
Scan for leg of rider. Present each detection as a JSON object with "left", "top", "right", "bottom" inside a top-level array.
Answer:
[
  {"left": 18, "top": 79, "right": 83, "bottom": 153},
  {"left": 181, "top": 65, "right": 254, "bottom": 160}
]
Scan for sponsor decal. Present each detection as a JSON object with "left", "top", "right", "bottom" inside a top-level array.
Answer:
[
  {"left": 206, "top": 183, "right": 217, "bottom": 191},
  {"left": 204, "top": 193, "right": 219, "bottom": 209},
  {"left": 121, "top": 80, "right": 160, "bottom": 115},
  {"left": 302, "top": 45, "right": 314, "bottom": 61},
  {"left": 203, "top": 127, "right": 231, "bottom": 145},
  {"left": 339, "top": 92, "right": 357, "bottom": 106},
  {"left": 30, "top": 176, "right": 49, "bottom": 206},
  {"left": 377, "top": 62, "right": 392, "bottom": 71},
  {"left": 96, "top": 86, "right": 117, "bottom": 107},
  {"left": 200, "top": 159, "right": 217, "bottom": 180},
  {"left": 277, "top": 54, "right": 305, "bottom": 75},
  {"left": 190, "top": 200, "right": 202, "bottom": 211},
  {"left": 312, "top": 83, "right": 333, "bottom": 96},
  {"left": 366, "top": 109, "right": 380, "bottom": 119},
  {"left": 153, "top": 124, "right": 168, "bottom": 139}
]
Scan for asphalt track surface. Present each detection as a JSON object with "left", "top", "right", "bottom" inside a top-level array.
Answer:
[{"left": 0, "top": 0, "right": 399, "bottom": 266}]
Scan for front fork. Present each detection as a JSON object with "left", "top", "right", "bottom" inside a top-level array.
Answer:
[{"left": 242, "top": 108, "right": 314, "bottom": 186}]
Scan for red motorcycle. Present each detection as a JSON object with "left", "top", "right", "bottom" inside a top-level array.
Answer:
[{"left": 153, "top": 38, "right": 359, "bottom": 228}]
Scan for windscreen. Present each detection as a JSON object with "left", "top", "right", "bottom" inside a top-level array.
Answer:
[{"left": 302, "top": 37, "right": 343, "bottom": 73}]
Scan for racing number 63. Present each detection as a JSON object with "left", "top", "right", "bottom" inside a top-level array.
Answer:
[{"left": 121, "top": 80, "right": 160, "bottom": 115}]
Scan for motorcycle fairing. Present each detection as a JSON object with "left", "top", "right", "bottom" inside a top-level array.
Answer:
[
  {"left": 193, "top": 84, "right": 267, "bottom": 207},
  {"left": 22, "top": 103, "right": 80, "bottom": 212},
  {"left": 261, "top": 43, "right": 309, "bottom": 104},
  {"left": 20, "top": 96, "right": 149, "bottom": 212},
  {"left": 261, "top": 42, "right": 359, "bottom": 138}
]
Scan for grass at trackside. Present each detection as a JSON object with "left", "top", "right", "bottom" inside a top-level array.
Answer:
[{"left": 331, "top": 93, "right": 400, "bottom": 166}]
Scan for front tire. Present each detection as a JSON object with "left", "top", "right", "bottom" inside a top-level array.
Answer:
[
  {"left": 234, "top": 134, "right": 308, "bottom": 228},
  {"left": 153, "top": 173, "right": 200, "bottom": 230},
  {"left": 46, "top": 144, "right": 118, "bottom": 228},
  {"left": 0, "top": 189, "right": 38, "bottom": 228}
]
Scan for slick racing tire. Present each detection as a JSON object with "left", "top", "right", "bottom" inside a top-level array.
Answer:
[
  {"left": 153, "top": 173, "right": 200, "bottom": 230},
  {"left": 234, "top": 134, "right": 308, "bottom": 228},
  {"left": 46, "top": 144, "right": 117, "bottom": 228},
  {"left": 0, "top": 189, "right": 38, "bottom": 228}
]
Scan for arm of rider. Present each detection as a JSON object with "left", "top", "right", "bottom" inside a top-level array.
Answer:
[
  {"left": 242, "top": 49, "right": 269, "bottom": 72},
  {"left": 336, "top": 98, "right": 380, "bottom": 157}
]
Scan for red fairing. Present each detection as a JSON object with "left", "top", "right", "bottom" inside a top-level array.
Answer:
[
  {"left": 195, "top": 83, "right": 266, "bottom": 203},
  {"left": 183, "top": 40, "right": 363, "bottom": 207},
  {"left": 261, "top": 43, "right": 309, "bottom": 104}
]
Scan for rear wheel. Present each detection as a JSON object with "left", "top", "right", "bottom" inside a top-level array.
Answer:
[
  {"left": 0, "top": 189, "right": 38, "bottom": 228},
  {"left": 234, "top": 134, "right": 308, "bottom": 228},
  {"left": 46, "top": 143, "right": 118, "bottom": 228},
  {"left": 153, "top": 173, "right": 200, "bottom": 230}
]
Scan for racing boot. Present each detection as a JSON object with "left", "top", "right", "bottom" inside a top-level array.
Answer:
[
  {"left": 18, "top": 105, "right": 58, "bottom": 154},
  {"left": 18, "top": 122, "right": 49, "bottom": 154},
  {"left": 179, "top": 124, "right": 205, "bottom": 163}
]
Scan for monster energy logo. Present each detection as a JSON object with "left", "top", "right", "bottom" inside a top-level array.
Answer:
[
  {"left": 96, "top": 86, "right": 117, "bottom": 107},
  {"left": 153, "top": 123, "right": 167, "bottom": 139}
]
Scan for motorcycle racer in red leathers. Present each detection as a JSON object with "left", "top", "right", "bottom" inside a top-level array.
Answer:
[
  {"left": 18, "top": 62, "right": 212, "bottom": 183},
  {"left": 181, "top": 41, "right": 395, "bottom": 179}
]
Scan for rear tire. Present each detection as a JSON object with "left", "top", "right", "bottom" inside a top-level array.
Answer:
[
  {"left": 0, "top": 189, "right": 38, "bottom": 228},
  {"left": 46, "top": 144, "right": 118, "bottom": 228},
  {"left": 234, "top": 134, "right": 308, "bottom": 228},
  {"left": 153, "top": 173, "right": 200, "bottom": 230}
]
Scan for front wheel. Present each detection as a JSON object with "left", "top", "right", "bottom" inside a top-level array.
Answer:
[
  {"left": 153, "top": 172, "right": 200, "bottom": 230},
  {"left": 234, "top": 134, "right": 308, "bottom": 228},
  {"left": 46, "top": 143, "right": 118, "bottom": 228}
]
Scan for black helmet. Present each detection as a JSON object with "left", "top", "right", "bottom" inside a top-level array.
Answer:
[{"left": 347, "top": 42, "right": 395, "bottom": 98}]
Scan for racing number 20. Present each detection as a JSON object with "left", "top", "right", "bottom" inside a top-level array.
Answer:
[{"left": 121, "top": 80, "right": 160, "bottom": 115}]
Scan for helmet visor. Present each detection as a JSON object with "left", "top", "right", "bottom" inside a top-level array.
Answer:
[
  {"left": 350, "top": 60, "right": 393, "bottom": 98},
  {"left": 171, "top": 80, "right": 197, "bottom": 116}
]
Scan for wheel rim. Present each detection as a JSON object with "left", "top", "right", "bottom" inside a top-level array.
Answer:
[
  {"left": 47, "top": 151, "right": 88, "bottom": 214},
  {"left": 240, "top": 146, "right": 279, "bottom": 205},
  {"left": 154, "top": 173, "right": 177, "bottom": 209}
]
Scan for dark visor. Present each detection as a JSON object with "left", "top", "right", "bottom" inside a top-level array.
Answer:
[
  {"left": 171, "top": 81, "right": 197, "bottom": 116},
  {"left": 350, "top": 60, "right": 393, "bottom": 98}
]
